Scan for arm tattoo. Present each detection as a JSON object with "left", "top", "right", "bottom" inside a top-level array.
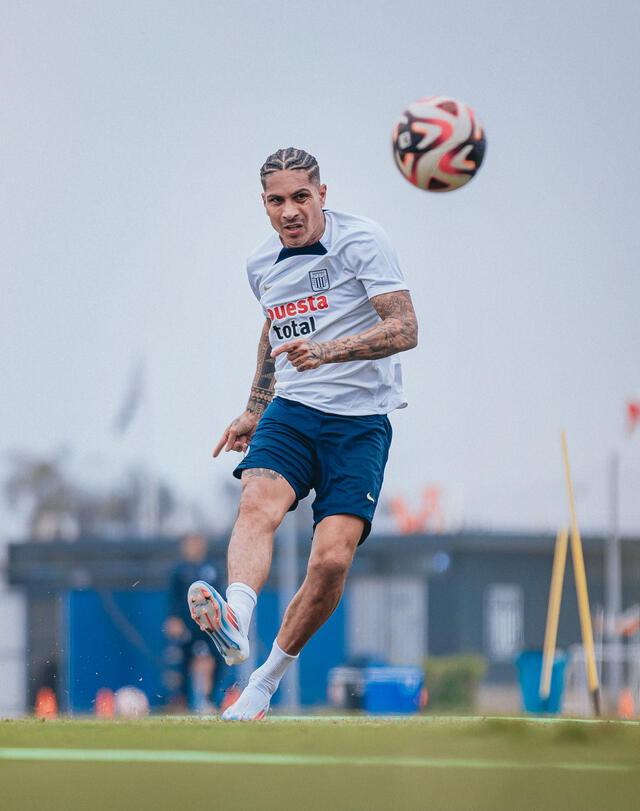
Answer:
[
  {"left": 246, "top": 319, "right": 275, "bottom": 416},
  {"left": 314, "top": 290, "right": 418, "bottom": 364}
]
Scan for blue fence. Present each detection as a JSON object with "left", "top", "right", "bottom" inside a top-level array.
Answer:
[{"left": 66, "top": 588, "right": 346, "bottom": 712}]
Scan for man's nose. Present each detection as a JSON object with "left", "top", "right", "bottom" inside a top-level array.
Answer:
[{"left": 282, "top": 200, "right": 299, "bottom": 219}]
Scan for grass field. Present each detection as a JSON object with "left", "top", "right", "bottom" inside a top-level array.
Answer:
[{"left": 2, "top": 715, "right": 640, "bottom": 811}]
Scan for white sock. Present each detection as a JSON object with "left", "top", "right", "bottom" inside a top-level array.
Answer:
[
  {"left": 226, "top": 582, "right": 257, "bottom": 635},
  {"left": 250, "top": 639, "right": 299, "bottom": 696}
]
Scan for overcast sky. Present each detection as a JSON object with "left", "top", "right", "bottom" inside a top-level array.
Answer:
[{"left": 3, "top": 0, "right": 639, "bottom": 538}]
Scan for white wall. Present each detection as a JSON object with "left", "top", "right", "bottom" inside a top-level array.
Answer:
[
  {"left": 0, "top": 543, "right": 26, "bottom": 717},
  {"left": 348, "top": 575, "right": 427, "bottom": 665}
]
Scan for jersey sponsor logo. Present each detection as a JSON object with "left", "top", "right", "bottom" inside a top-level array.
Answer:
[
  {"left": 272, "top": 317, "right": 317, "bottom": 340},
  {"left": 266, "top": 294, "right": 329, "bottom": 322},
  {"left": 309, "top": 268, "right": 330, "bottom": 292}
]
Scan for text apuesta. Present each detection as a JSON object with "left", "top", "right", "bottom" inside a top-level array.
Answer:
[
  {"left": 267, "top": 294, "right": 329, "bottom": 322},
  {"left": 267, "top": 294, "right": 329, "bottom": 341}
]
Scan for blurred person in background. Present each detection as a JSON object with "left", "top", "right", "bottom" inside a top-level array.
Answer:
[{"left": 164, "top": 533, "right": 226, "bottom": 712}]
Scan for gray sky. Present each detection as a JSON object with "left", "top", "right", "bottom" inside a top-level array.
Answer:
[{"left": 3, "top": 0, "right": 639, "bottom": 536}]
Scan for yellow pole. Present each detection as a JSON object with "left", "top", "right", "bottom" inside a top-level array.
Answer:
[
  {"left": 561, "top": 430, "right": 601, "bottom": 715},
  {"left": 540, "top": 527, "right": 569, "bottom": 699}
]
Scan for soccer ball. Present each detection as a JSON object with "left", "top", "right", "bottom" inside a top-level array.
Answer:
[
  {"left": 114, "top": 686, "right": 150, "bottom": 718},
  {"left": 392, "top": 96, "right": 486, "bottom": 192}
]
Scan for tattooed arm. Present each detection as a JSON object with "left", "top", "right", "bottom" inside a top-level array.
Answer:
[
  {"left": 246, "top": 318, "right": 276, "bottom": 417},
  {"left": 271, "top": 290, "right": 418, "bottom": 372},
  {"left": 213, "top": 319, "right": 275, "bottom": 456}
]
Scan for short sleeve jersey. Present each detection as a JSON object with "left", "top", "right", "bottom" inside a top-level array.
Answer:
[{"left": 246, "top": 208, "right": 409, "bottom": 416}]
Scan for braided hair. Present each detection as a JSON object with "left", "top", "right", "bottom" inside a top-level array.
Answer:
[{"left": 260, "top": 147, "right": 320, "bottom": 188}]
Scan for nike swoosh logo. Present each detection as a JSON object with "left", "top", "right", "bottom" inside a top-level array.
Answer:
[
  {"left": 264, "top": 284, "right": 272, "bottom": 291},
  {"left": 366, "top": 493, "right": 375, "bottom": 503}
]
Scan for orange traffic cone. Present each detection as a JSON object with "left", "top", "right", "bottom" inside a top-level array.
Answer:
[
  {"left": 95, "top": 688, "right": 115, "bottom": 718},
  {"left": 618, "top": 687, "right": 635, "bottom": 719},
  {"left": 35, "top": 687, "right": 58, "bottom": 719},
  {"left": 419, "top": 685, "right": 429, "bottom": 709}
]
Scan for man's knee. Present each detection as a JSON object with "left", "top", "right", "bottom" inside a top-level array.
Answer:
[
  {"left": 307, "top": 515, "right": 363, "bottom": 584},
  {"left": 307, "top": 551, "right": 352, "bottom": 586}
]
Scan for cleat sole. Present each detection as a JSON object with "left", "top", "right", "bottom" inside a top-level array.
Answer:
[{"left": 187, "top": 580, "right": 249, "bottom": 666}]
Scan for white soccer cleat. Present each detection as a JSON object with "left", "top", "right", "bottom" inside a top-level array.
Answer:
[
  {"left": 221, "top": 680, "right": 271, "bottom": 721},
  {"left": 187, "top": 580, "right": 249, "bottom": 666}
]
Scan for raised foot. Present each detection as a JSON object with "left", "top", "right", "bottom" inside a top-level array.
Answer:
[{"left": 187, "top": 580, "right": 249, "bottom": 666}]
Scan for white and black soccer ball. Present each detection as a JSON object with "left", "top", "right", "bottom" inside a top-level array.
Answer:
[{"left": 392, "top": 96, "right": 486, "bottom": 192}]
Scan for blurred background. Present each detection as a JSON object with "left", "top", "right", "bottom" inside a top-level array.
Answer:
[{"left": 2, "top": 0, "right": 639, "bottom": 719}]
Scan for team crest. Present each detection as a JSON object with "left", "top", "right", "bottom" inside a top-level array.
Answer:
[{"left": 309, "top": 269, "right": 330, "bottom": 292}]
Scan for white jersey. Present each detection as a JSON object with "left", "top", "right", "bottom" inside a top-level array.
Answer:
[{"left": 246, "top": 208, "right": 409, "bottom": 416}]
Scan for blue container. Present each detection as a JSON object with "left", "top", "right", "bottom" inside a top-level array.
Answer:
[
  {"left": 362, "top": 666, "right": 424, "bottom": 714},
  {"left": 516, "top": 650, "right": 566, "bottom": 714}
]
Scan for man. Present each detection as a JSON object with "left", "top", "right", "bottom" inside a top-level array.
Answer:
[{"left": 188, "top": 147, "right": 418, "bottom": 720}]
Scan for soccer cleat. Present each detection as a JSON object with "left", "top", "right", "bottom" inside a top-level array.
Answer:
[
  {"left": 221, "top": 680, "right": 271, "bottom": 721},
  {"left": 187, "top": 580, "right": 249, "bottom": 666}
]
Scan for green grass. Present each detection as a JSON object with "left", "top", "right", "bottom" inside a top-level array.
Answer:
[{"left": 2, "top": 715, "right": 640, "bottom": 810}]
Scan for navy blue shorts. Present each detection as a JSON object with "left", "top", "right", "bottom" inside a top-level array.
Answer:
[{"left": 233, "top": 397, "right": 392, "bottom": 543}]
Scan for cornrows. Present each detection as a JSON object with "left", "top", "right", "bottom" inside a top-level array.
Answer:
[{"left": 260, "top": 147, "right": 320, "bottom": 188}]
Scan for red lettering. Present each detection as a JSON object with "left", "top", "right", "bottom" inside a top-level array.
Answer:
[{"left": 268, "top": 294, "right": 330, "bottom": 321}]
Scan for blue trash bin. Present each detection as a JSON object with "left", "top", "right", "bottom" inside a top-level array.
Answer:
[
  {"left": 516, "top": 650, "right": 566, "bottom": 714},
  {"left": 362, "top": 666, "right": 424, "bottom": 714}
]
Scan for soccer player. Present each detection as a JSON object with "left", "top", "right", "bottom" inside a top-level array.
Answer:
[{"left": 188, "top": 147, "right": 418, "bottom": 720}]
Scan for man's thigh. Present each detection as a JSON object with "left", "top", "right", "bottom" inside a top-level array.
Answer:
[
  {"left": 309, "top": 514, "right": 364, "bottom": 566},
  {"left": 233, "top": 398, "right": 319, "bottom": 507},
  {"left": 312, "top": 413, "right": 392, "bottom": 543},
  {"left": 238, "top": 467, "right": 297, "bottom": 521}
]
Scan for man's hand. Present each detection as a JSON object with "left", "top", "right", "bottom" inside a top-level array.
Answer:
[
  {"left": 213, "top": 410, "right": 260, "bottom": 457},
  {"left": 271, "top": 339, "right": 327, "bottom": 372},
  {"left": 272, "top": 292, "right": 418, "bottom": 368}
]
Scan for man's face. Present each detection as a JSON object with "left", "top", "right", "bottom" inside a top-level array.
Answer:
[
  {"left": 262, "top": 170, "right": 327, "bottom": 248},
  {"left": 182, "top": 534, "right": 207, "bottom": 562}
]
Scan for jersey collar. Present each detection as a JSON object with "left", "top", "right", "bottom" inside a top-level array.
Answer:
[{"left": 275, "top": 240, "right": 327, "bottom": 264}]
